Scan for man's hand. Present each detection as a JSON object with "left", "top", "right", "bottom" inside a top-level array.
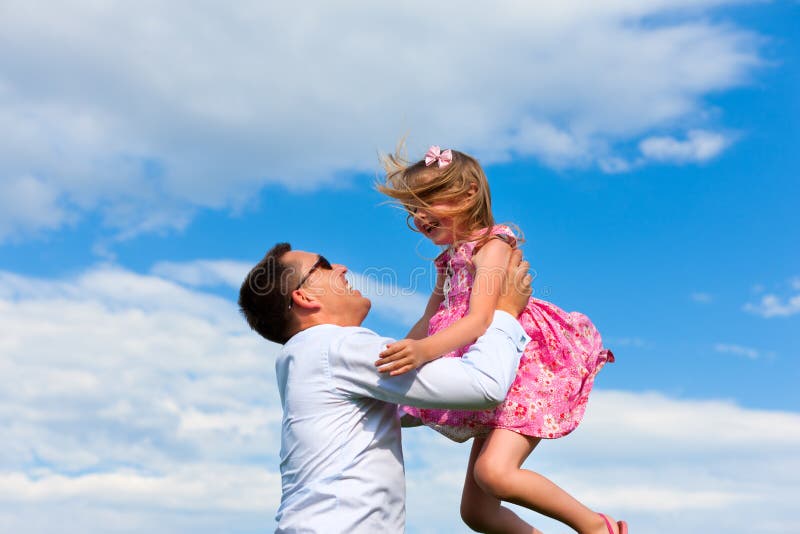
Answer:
[
  {"left": 375, "top": 339, "right": 431, "bottom": 376},
  {"left": 496, "top": 249, "right": 532, "bottom": 317}
]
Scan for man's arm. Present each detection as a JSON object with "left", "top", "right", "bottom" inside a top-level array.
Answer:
[
  {"left": 331, "top": 249, "right": 532, "bottom": 408},
  {"left": 330, "top": 311, "right": 530, "bottom": 409}
]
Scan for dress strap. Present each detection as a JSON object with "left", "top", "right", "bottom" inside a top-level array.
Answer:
[
  {"left": 472, "top": 225, "right": 518, "bottom": 255},
  {"left": 491, "top": 233, "right": 516, "bottom": 247}
]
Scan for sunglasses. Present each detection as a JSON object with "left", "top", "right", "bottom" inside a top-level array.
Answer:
[
  {"left": 295, "top": 255, "right": 333, "bottom": 290},
  {"left": 288, "top": 255, "right": 333, "bottom": 310}
]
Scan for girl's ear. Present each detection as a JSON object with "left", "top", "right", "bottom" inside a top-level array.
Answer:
[{"left": 467, "top": 182, "right": 479, "bottom": 197}]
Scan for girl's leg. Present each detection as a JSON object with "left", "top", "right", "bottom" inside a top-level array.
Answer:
[
  {"left": 460, "top": 437, "right": 542, "bottom": 534},
  {"left": 473, "top": 429, "right": 619, "bottom": 534}
]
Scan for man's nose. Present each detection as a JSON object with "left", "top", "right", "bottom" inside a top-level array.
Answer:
[{"left": 333, "top": 263, "right": 347, "bottom": 273}]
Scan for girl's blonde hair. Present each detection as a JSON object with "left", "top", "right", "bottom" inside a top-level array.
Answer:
[{"left": 377, "top": 141, "right": 496, "bottom": 244}]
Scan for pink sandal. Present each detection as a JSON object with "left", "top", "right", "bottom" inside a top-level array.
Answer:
[{"left": 600, "top": 513, "right": 628, "bottom": 534}]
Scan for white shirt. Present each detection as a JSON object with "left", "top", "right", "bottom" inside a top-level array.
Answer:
[{"left": 274, "top": 311, "right": 530, "bottom": 534}]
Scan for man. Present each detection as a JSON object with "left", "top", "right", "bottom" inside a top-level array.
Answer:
[{"left": 238, "top": 243, "right": 532, "bottom": 533}]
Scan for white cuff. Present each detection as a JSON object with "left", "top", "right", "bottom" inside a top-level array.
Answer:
[{"left": 491, "top": 310, "right": 531, "bottom": 352}]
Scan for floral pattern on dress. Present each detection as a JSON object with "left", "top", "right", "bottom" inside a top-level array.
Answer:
[{"left": 404, "top": 225, "right": 614, "bottom": 442}]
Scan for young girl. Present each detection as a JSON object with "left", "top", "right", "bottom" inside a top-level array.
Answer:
[{"left": 376, "top": 145, "right": 626, "bottom": 534}]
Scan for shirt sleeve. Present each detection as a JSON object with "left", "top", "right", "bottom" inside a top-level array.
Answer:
[{"left": 329, "top": 311, "right": 530, "bottom": 409}]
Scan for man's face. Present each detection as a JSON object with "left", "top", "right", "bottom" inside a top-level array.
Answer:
[{"left": 283, "top": 250, "right": 371, "bottom": 326}]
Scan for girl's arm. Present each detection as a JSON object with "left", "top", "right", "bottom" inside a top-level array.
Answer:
[
  {"left": 376, "top": 239, "right": 513, "bottom": 375},
  {"left": 405, "top": 272, "right": 446, "bottom": 340}
]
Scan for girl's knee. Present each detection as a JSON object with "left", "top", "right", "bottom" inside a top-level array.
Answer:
[
  {"left": 460, "top": 503, "right": 490, "bottom": 533},
  {"left": 473, "top": 454, "right": 514, "bottom": 500}
]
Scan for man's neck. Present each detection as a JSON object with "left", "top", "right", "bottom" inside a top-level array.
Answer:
[{"left": 291, "top": 313, "right": 364, "bottom": 336}]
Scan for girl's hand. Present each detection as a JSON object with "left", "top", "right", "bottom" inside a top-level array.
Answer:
[{"left": 375, "top": 339, "right": 431, "bottom": 376}]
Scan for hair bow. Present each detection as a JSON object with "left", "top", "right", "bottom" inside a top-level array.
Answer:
[{"left": 424, "top": 145, "right": 453, "bottom": 168}]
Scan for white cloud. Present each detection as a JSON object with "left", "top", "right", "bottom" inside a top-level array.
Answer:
[
  {"left": 0, "top": 467, "right": 280, "bottom": 534},
  {"left": 0, "top": 175, "right": 71, "bottom": 239},
  {"left": 743, "top": 276, "right": 800, "bottom": 318},
  {"left": 151, "top": 259, "right": 251, "bottom": 289},
  {"left": 639, "top": 129, "right": 733, "bottom": 164},
  {"left": 349, "top": 272, "right": 430, "bottom": 326},
  {"left": 690, "top": 292, "right": 714, "bottom": 303},
  {"left": 0, "top": 0, "right": 763, "bottom": 240},
  {"left": 0, "top": 266, "right": 283, "bottom": 521},
  {"left": 744, "top": 293, "right": 800, "bottom": 318},
  {"left": 714, "top": 342, "right": 762, "bottom": 359},
  {"left": 598, "top": 156, "right": 633, "bottom": 174},
  {"left": 0, "top": 467, "right": 280, "bottom": 511}
]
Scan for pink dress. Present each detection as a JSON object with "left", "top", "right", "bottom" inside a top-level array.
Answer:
[{"left": 405, "top": 225, "right": 614, "bottom": 443}]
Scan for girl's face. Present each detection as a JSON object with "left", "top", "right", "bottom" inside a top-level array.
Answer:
[{"left": 412, "top": 203, "right": 461, "bottom": 245}]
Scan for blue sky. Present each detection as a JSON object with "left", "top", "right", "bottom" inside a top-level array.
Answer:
[{"left": 1, "top": 1, "right": 798, "bottom": 533}]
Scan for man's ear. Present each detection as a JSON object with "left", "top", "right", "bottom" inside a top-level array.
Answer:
[{"left": 289, "top": 288, "right": 322, "bottom": 311}]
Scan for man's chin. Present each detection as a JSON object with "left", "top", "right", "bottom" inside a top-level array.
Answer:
[{"left": 358, "top": 297, "right": 372, "bottom": 323}]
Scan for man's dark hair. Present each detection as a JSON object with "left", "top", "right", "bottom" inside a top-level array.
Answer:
[{"left": 238, "top": 242, "right": 298, "bottom": 344}]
